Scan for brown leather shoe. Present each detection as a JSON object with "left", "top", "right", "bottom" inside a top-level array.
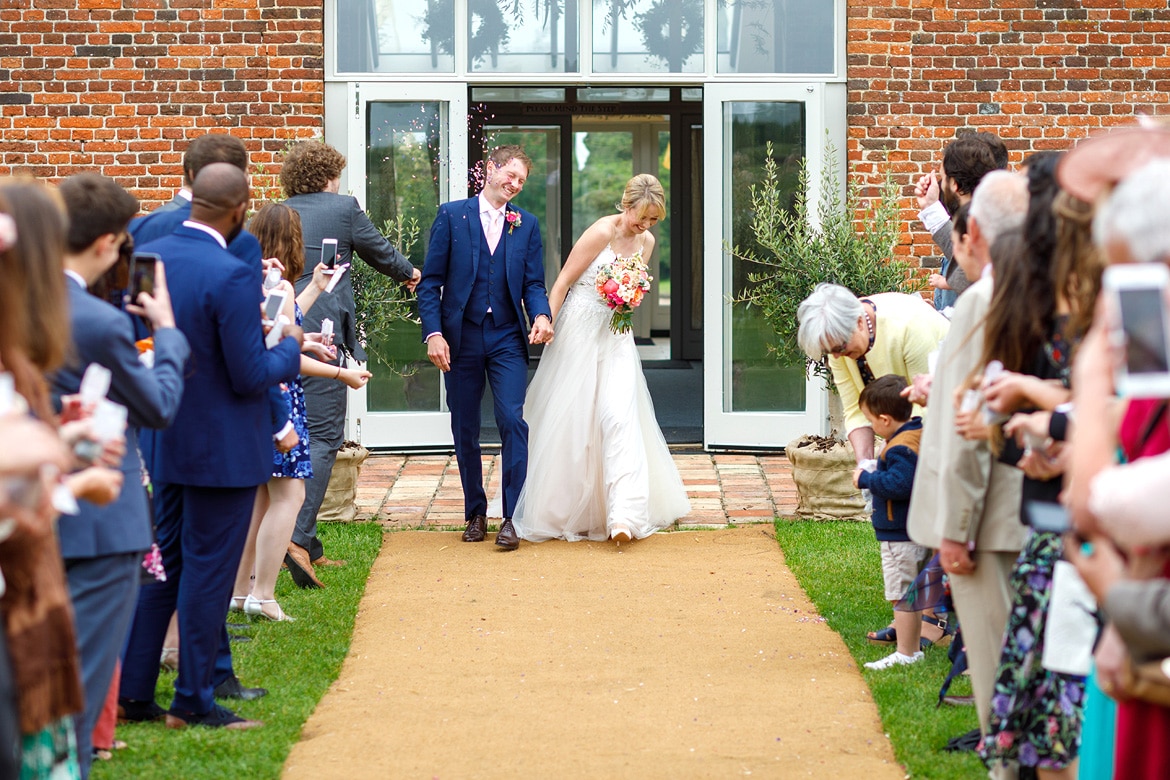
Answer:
[
  {"left": 462, "top": 514, "right": 487, "bottom": 542},
  {"left": 311, "top": 555, "right": 347, "bottom": 567},
  {"left": 284, "top": 542, "right": 324, "bottom": 589},
  {"left": 495, "top": 519, "right": 519, "bottom": 551}
]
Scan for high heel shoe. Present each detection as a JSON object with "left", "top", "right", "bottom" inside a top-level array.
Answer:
[
  {"left": 229, "top": 596, "right": 246, "bottom": 613},
  {"left": 610, "top": 525, "right": 632, "bottom": 544},
  {"left": 243, "top": 594, "right": 295, "bottom": 622}
]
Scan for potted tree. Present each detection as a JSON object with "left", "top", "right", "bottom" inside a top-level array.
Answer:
[{"left": 731, "top": 138, "right": 924, "bottom": 519}]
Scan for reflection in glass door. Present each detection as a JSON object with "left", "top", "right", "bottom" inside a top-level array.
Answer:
[
  {"left": 341, "top": 82, "right": 466, "bottom": 449},
  {"left": 703, "top": 83, "right": 828, "bottom": 448}
]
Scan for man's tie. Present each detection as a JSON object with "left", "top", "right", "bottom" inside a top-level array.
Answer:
[{"left": 487, "top": 210, "right": 502, "bottom": 253}]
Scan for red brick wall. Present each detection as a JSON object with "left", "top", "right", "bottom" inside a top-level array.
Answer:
[
  {"left": 0, "top": 0, "right": 324, "bottom": 210},
  {"left": 846, "top": 0, "right": 1170, "bottom": 272}
]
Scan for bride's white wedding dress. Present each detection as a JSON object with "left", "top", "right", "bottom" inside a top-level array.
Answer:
[{"left": 512, "top": 242, "right": 691, "bottom": 542}]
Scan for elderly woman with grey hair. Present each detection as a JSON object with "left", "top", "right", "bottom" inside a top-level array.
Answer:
[{"left": 797, "top": 282, "right": 950, "bottom": 462}]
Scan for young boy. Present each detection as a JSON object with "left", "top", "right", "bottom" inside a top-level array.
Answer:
[{"left": 852, "top": 374, "right": 928, "bottom": 670}]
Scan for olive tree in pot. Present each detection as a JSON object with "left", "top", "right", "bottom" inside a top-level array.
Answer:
[
  {"left": 730, "top": 138, "right": 923, "bottom": 519},
  {"left": 318, "top": 214, "right": 421, "bottom": 522}
]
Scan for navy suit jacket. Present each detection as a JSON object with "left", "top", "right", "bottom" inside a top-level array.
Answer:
[
  {"left": 139, "top": 225, "right": 301, "bottom": 488},
  {"left": 129, "top": 195, "right": 263, "bottom": 267},
  {"left": 417, "top": 197, "right": 550, "bottom": 358},
  {"left": 51, "top": 278, "right": 191, "bottom": 558}
]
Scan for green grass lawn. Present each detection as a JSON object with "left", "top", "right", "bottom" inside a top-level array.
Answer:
[
  {"left": 774, "top": 519, "right": 987, "bottom": 779},
  {"left": 91, "top": 521, "right": 383, "bottom": 780}
]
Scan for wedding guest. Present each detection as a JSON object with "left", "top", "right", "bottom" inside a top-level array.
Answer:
[
  {"left": 852, "top": 375, "right": 927, "bottom": 670},
  {"left": 907, "top": 170, "right": 1030, "bottom": 774},
  {"left": 119, "top": 164, "right": 302, "bottom": 730},
  {"left": 281, "top": 141, "right": 419, "bottom": 584},
  {"left": 231, "top": 202, "right": 371, "bottom": 621},
  {"left": 511, "top": 174, "right": 689, "bottom": 544},
  {"left": 796, "top": 282, "right": 949, "bottom": 463},
  {"left": 0, "top": 180, "right": 87, "bottom": 778},
  {"left": 913, "top": 133, "right": 1007, "bottom": 310},
  {"left": 52, "top": 174, "right": 189, "bottom": 777}
]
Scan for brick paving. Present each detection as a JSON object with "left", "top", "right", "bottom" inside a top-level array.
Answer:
[{"left": 354, "top": 451, "right": 797, "bottom": 529}]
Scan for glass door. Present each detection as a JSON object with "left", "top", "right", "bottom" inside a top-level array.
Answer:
[
  {"left": 702, "top": 82, "right": 829, "bottom": 449},
  {"left": 340, "top": 81, "right": 467, "bottom": 448}
]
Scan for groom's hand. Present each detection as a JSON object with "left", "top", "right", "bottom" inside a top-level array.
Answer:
[
  {"left": 426, "top": 334, "right": 451, "bottom": 372},
  {"left": 529, "top": 315, "right": 554, "bottom": 345}
]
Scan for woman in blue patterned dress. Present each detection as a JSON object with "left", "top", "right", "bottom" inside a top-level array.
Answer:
[{"left": 231, "top": 203, "right": 371, "bottom": 621}]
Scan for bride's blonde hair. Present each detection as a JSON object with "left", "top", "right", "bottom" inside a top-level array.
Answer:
[{"left": 619, "top": 174, "right": 666, "bottom": 221}]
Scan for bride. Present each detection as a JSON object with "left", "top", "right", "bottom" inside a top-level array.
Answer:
[{"left": 513, "top": 174, "right": 690, "bottom": 543}]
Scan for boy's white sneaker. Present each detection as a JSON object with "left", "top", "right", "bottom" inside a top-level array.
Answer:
[{"left": 864, "top": 650, "right": 924, "bottom": 670}]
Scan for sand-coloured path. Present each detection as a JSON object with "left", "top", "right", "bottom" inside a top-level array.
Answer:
[{"left": 283, "top": 527, "right": 903, "bottom": 779}]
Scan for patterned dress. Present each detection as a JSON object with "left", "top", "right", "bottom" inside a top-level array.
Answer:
[
  {"left": 979, "top": 320, "right": 1085, "bottom": 771},
  {"left": 273, "top": 303, "right": 313, "bottom": 480}
]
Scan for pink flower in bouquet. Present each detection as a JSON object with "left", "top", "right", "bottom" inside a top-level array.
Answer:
[{"left": 595, "top": 255, "right": 652, "bottom": 334}]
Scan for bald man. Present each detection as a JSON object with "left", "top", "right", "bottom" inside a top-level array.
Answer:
[{"left": 120, "top": 164, "right": 303, "bottom": 730}]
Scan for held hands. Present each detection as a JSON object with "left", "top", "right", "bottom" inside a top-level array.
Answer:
[
  {"left": 125, "top": 261, "right": 176, "bottom": 330},
  {"left": 529, "top": 315, "right": 554, "bottom": 345}
]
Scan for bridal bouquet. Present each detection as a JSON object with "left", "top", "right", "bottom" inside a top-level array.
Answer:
[{"left": 595, "top": 256, "right": 652, "bottom": 334}]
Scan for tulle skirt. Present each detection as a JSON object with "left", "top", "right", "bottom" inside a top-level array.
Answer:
[{"left": 512, "top": 293, "right": 690, "bottom": 542}]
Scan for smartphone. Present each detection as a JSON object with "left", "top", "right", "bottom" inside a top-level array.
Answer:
[
  {"left": 263, "top": 289, "right": 288, "bottom": 322},
  {"left": 128, "top": 252, "right": 159, "bottom": 302},
  {"left": 1103, "top": 263, "right": 1170, "bottom": 397},
  {"left": 321, "top": 238, "right": 339, "bottom": 269},
  {"left": 1023, "top": 500, "right": 1071, "bottom": 534}
]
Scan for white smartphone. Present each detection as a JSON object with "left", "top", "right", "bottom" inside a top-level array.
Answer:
[
  {"left": 1104, "top": 262, "right": 1170, "bottom": 397},
  {"left": 321, "top": 238, "right": 339, "bottom": 269},
  {"left": 263, "top": 289, "right": 288, "bottom": 323}
]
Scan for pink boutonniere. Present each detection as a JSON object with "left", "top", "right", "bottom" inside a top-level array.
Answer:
[{"left": 505, "top": 209, "right": 521, "bottom": 234}]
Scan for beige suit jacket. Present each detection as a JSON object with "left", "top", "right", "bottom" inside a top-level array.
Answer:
[{"left": 907, "top": 276, "right": 1027, "bottom": 553}]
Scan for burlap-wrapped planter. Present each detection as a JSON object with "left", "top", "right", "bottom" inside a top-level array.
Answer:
[
  {"left": 785, "top": 435, "right": 868, "bottom": 521},
  {"left": 318, "top": 443, "right": 370, "bottom": 523}
]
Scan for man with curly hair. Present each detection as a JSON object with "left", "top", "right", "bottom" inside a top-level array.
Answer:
[{"left": 280, "top": 141, "right": 420, "bottom": 587}]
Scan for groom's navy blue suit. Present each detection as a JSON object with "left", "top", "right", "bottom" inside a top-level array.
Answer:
[{"left": 418, "top": 196, "right": 551, "bottom": 520}]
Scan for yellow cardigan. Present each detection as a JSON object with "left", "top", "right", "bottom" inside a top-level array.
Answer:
[{"left": 828, "top": 292, "right": 951, "bottom": 434}]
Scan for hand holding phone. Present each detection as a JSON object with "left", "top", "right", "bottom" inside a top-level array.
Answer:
[
  {"left": 321, "top": 238, "right": 339, "bottom": 269},
  {"left": 1103, "top": 263, "right": 1170, "bottom": 397},
  {"left": 263, "top": 289, "right": 289, "bottom": 324}
]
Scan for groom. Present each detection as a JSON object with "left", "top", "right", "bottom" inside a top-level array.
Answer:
[{"left": 418, "top": 145, "right": 554, "bottom": 550}]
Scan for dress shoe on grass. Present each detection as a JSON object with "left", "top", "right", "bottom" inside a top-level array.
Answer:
[
  {"left": 284, "top": 542, "right": 324, "bottom": 589},
  {"left": 213, "top": 674, "right": 267, "bottom": 701},
  {"left": 117, "top": 698, "right": 166, "bottom": 723},
  {"left": 166, "top": 703, "right": 262, "bottom": 730}
]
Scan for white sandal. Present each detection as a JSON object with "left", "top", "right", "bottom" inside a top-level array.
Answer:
[{"left": 243, "top": 594, "right": 295, "bottom": 622}]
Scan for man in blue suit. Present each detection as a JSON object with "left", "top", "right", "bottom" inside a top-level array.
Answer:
[
  {"left": 119, "top": 164, "right": 303, "bottom": 730},
  {"left": 53, "top": 174, "right": 190, "bottom": 776},
  {"left": 129, "top": 132, "right": 263, "bottom": 267},
  {"left": 417, "top": 145, "right": 554, "bottom": 551}
]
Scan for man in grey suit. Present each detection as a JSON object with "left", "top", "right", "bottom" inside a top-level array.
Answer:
[
  {"left": 53, "top": 174, "right": 189, "bottom": 776},
  {"left": 281, "top": 141, "right": 420, "bottom": 586},
  {"left": 914, "top": 133, "right": 1008, "bottom": 310},
  {"left": 907, "top": 169, "right": 1028, "bottom": 780}
]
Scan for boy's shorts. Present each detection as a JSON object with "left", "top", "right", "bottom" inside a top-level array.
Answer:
[{"left": 880, "top": 540, "right": 928, "bottom": 601}]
